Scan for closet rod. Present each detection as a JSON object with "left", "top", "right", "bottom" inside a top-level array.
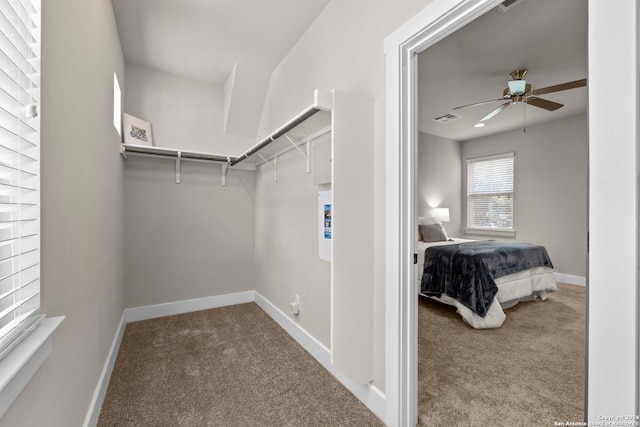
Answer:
[
  {"left": 230, "top": 106, "right": 321, "bottom": 166},
  {"left": 123, "top": 145, "right": 231, "bottom": 163},
  {"left": 123, "top": 105, "right": 321, "bottom": 167},
  {"left": 122, "top": 90, "right": 332, "bottom": 166}
]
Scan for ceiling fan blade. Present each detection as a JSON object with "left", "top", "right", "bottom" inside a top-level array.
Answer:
[
  {"left": 453, "top": 98, "right": 505, "bottom": 110},
  {"left": 480, "top": 102, "right": 511, "bottom": 121},
  {"left": 526, "top": 97, "right": 564, "bottom": 111},
  {"left": 528, "top": 78, "right": 587, "bottom": 96}
]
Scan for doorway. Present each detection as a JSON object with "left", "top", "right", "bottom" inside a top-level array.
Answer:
[
  {"left": 384, "top": 0, "right": 639, "bottom": 426},
  {"left": 415, "top": 0, "right": 587, "bottom": 423}
]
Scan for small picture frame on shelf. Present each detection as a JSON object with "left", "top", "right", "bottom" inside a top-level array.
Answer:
[{"left": 122, "top": 113, "right": 154, "bottom": 146}]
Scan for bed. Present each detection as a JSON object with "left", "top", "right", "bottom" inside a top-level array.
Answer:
[{"left": 417, "top": 237, "right": 557, "bottom": 329}]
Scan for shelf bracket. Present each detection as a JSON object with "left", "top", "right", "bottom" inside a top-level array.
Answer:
[
  {"left": 221, "top": 158, "right": 230, "bottom": 187},
  {"left": 284, "top": 134, "right": 310, "bottom": 173},
  {"left": 258, "top": 153, "right": 277, "bottom": 182},
  {"left": 176, "top": 151, "right": 182, "bottom": 184}
]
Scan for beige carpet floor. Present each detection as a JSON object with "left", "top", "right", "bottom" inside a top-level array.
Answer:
[
  {"left": 418, "top": 282, "right": 586, "bottom": 426},
  {"left": 98, "top": 303, "right": 384, "bottom": 427}
]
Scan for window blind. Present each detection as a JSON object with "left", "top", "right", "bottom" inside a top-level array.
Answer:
[
  {"left": 467, "top": 152, "right": 514, "bottom": 230},
  {"left": 0, "top": 0, "right": 41, "bottom": 357}
]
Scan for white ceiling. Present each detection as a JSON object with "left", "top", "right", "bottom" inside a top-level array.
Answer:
[
  {"left": 111, "top": 0, "right": 587, "bottom": 142},
  {"left": 112, "top": 0, "right": 330, "bottom": 85},
  {"left": 111, "top": 0, "right": 330, "bottom": 138},
  {"left": 418, "top": 0, "right": 588, "bottom": 141}
]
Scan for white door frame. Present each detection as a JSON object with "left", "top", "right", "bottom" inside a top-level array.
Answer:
[
  {"left": 384, "top": 2, "right": 504, "bottom": 425},
  {"left": 384, "top": 0, "right": 638, "bottom": 426}
]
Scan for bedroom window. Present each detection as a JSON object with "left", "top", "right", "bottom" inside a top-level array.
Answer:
[
  {"left": 466, "top": 152, "right": 515, "bottom": 234},
  {"left": 0, "top": 1, "right": 63, "bottom": 418},
  {"left": 0, "top": 0, "right": 42, "bottom": 356}
]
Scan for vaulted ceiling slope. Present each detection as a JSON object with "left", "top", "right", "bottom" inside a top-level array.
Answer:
[
  {"left": 418, "top": 0, "right": 587, "bottom": 141},
  {"left": 112, "top": 0, "right": 330, "bottom": 138}
]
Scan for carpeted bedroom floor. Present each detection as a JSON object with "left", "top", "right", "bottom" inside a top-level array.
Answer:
[
  {"left": 418, "top": 282, "right": 586, "bottom": 426},
  {"left": 98, "top": 283, "right": 585, "bottom": 426}
]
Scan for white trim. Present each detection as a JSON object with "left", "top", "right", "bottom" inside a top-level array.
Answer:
[
  {"left": 587, "top": 0, "right": 638, "bottom": 417},
  {"left": 388, "top": 0, "right": 640, "bottom": 423},
  {"left": 253, "top": 292, "right": 386, "bottom": 422},
  {"left": 464, "top": 228, "right": 516, "bottom": 237},
  {"left": 466, "top": 151, "right": 514, "bottom": 163},
  {"left": 384, "top": 1, "right": 509, "bottom": 426},
  {"left": 124, "top": 291, "right": 255, "bottom": 323},
  {"left": 0, "top": 316, "right": 64, "bottom": 418},
  {"left": 554, "top": 272, "right": 586, "bottom": 287},
  {"left": 83, "top": 313, "right": 127, "bottom": 427}
]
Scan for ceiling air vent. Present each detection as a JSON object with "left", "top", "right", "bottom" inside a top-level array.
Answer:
[
  {"left": 496, "top": 0, "right": 525, "bottom": 13},
  {"left": 432, "top": 113, "right": 461, "bottom": 124}
]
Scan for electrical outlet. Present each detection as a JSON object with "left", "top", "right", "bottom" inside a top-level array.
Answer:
[{"left": 290, "top": 295, "right": 301, "bottom": 315}]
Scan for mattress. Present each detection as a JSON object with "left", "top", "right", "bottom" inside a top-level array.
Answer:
[{"left": 417, "top": 239, "right": 557, "bottom": 328}]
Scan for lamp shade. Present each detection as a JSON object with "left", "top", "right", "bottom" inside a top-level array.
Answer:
[{"left": 432, "top": 207, "right": 450, "bottom": 223}]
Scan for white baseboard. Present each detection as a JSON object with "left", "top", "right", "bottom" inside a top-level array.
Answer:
[
  {"left": 86, "top": 290, "right": 386, "bottom": 426},
  {"left": 254, "top": 292, "right": 386, "bottom": 423},
  {"left": 554, "top": 272, "right": 586, "bottom": 287},
  {"left": 83, "top": 312, "right": 127, "bottom": 427},
  {"left": 124, "top": 291, "right": 256, "bottom": 323}
]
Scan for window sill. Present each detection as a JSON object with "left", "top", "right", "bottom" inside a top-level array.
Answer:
[
  {"left": 0, "top": 316, "right": 64, "bottom": 417},
  {"left": 464, "top": 228, "right": 516, "bottom": 238}
]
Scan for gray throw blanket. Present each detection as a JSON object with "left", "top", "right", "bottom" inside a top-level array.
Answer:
[{"left": 420, "top": 241, "right": 554, "bottom": 317}]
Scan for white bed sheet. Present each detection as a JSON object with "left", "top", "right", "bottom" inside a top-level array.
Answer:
[{"left": 417, "top": 239, "right": 557, "bottom": 329}]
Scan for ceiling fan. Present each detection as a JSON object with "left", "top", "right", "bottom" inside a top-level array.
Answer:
[{"left": 453, "top": 69, "right": 587, "bottom": 122}]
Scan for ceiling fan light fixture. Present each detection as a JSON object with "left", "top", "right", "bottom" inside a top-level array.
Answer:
[{"left": 508, "top": 79, "right": 527, "bottom": 95}]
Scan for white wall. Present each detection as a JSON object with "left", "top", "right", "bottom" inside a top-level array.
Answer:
[
  {"left": 0, "top": 0, "right": 126, "bottom": 425},
  {"left": 256, "top": 0, "right": 436, "bottom": 393},
  {"left": 124, "top": 156, "right": 255, "bottom": 308},
  {"left": 254, "top": 134, "right": 332, "bottom": 347},
  {"left": 417, "top": 133, "right": 463, "bottom": 237},
  {"left": 461, "top": 114, "right": 588, "bottom": 277},
  {"left": 123, "top": 63, "right": 259, "bottom": 310},
  {"left": 124, "top": 63, "right": 254, "bottom": 155},
  {"left": 587, "top": 0, "right": 638, "bottom": 416}
]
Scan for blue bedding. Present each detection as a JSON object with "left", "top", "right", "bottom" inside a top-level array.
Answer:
[{"left": 420, "top": 241, "right": 554, "bottom": 317}]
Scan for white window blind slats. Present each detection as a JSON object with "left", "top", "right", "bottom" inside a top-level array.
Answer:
[
  {"left": 0, "top": 182, "right": 37, "bottom": 200},
  {"left": 0, "top": 126, "right": 38, "bottom": 154},
  {"left": 0, "top": 144, "right": 37, "bottom": 165},
  {"left": 0, "top": 277, "right": 38, "bottom": 315},
  {"left": 0, "top": 248, "right": 37, "bottom": 281},
  {"left": 0, "top": 0, "right": 40, "bottom": 357},
  {"left": 0, "top": 288, "right": 38, "bottom": 335},
  {"left": 0, "top": 185, "right": 36, "bottom": 206},
  {"left": 0, "top": 264, "right": 37, "bottom": 298},
  {"left": 0, "top": 32, "right": 35, "bottom": 87},
  {"left": 467, "top": 153, "right": 514, "bottom": 230},
  {"left": 0, "top": 0, "right": 37, "bottom": 39},
  {"left": 0, "top": 65, "right": 35, "bottom": 108},
  {"left": 0, "top": 123, "right": 39, "bottom": 147},
  {"left": 0, "top": 144, "right": 38, "bottom": 168},
  {"left": 0, "top": 100, "right": 38, "bottom": 134},
  {"left": 0, "top": 6, "right": 37, "bottom": 71},
  {"left": 0, "top": 169, "right": 36, "bottom": 190},
  {"left": 0, "top": 219, "right": 36, "bottom": 239},
  {"left": 0, "top": 205, "right": 38, "bottom": 224},
  {"left": 0, "top": 233, "right": 38, "bottom": 259}
]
